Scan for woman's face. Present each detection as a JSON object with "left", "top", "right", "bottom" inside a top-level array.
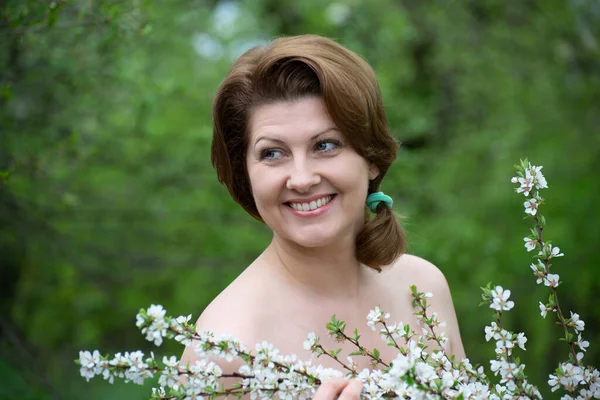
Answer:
[{"left": 246, "top": 96, "right": 379, "bottom": 250}]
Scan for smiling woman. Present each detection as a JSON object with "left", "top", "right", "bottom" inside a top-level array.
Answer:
[
  {"left": 211, "top": 34, "right": 405, "bottom": 270},
  {"left": 181, "top": 35, "right": 465, "bottom": 399}
]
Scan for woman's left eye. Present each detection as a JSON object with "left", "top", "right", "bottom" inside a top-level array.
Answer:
[{"left": 315, "top": 140, "right": 340, "bottom": 152}]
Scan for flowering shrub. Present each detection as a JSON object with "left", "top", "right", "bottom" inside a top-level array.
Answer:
[{"left": 77, "top": 160, "right": 598, "bottom": 399}]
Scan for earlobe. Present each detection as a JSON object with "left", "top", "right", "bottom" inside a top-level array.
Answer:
[{"left": 369, "top": 163, "right": 380, "bottom": 181}]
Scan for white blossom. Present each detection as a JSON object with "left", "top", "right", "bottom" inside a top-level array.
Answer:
[
  {"left": 366, "top": 306, "right": 389, "bottom": 331},
  {"left": 174, "top": 314, "right": 192, "bottom": 326},
  {"left": 163, "top": 355, "right": 179, "bottom": 368},
  {"left": 135, "top": 313, "right": 145, "bottom": 329},
  {"left": 485, "top": 323, "right": 499, "bottom": 342},
  {"left": 571, "top": 312, "right": 585, "bottom": 332},
  {"left": 550, "top": 246, "right": 564, "bottom": 258},
  {"left": 158, "top": 366, "right": 179, "bottom": 388},
  {"left": 516, "top": 174, "right": 534, "bottom": 196},
  {"left": 524, "top": 197, "right": 539, "bottom": 216},
  {"left": 516, "top": 332, "right": 527, "bottom": 350},
  {"left": 523, "top": 237, "right": 537, "bottom": 252},
  {"left": 539, "top": 302, "right": 548, "bottom": 318},
  {"left": 303, "top": 332, "right": 318, "bottom": 351},
  {"left": 527, "top": 164, "right": 548, "bottom": 190},
  {"left": 79, "top": 350, "right": 102, "bottom": 382},
  {"left": 576, "top": 334, "right": 590, "bottom": 352},
  {"left": 548, "top": 373, "right": 560, "bottom": 392},
  {"left": 544, "top": 273, "right": 560, "bottom": 288},
  {"left": 490, "top": 286, "right": 515, "bottom": 311},
  {"left": 530, "top": 260, "right": 546, "bottom": 284},
  {"left": 540, "top": 244, "right": 565, "bottom": 259},
  {"left": 147, "top": 304, "right": 166, "bottom": 320}
]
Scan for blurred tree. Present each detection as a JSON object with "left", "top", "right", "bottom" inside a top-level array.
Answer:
[{"left": 1, "top": 0, "right": 598, "bottom": 399}]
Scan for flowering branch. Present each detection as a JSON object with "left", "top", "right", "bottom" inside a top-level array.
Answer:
[
  {"left": 481, "top": 284, "right": 540, "bottom": 399},
  {"left": 512, "top": 159, "right": 597, "bottom": 398},
  {"left": 81, "top": 296, "right": 500, "bottom": 399},
  {"left": 324, "top": 314, "right": 390, "bottom": 369},
  {"left": 410, "top": 286, "right": 451, "bottom": 356}
]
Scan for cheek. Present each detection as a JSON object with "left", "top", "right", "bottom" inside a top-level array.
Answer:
[
  {"left": 247, "top": 166, "right": 281, "bottom": 208},
  {"left": 328, "top": 155, "right": 372, "bottom": 188}
]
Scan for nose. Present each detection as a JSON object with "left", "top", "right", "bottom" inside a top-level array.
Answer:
[{"left": 286, "top": 157, "right": 321, "bottom": 193}]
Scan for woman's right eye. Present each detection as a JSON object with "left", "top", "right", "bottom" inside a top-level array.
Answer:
[{"left": 260, "top": 149, "right": 283, "bottom": 161}]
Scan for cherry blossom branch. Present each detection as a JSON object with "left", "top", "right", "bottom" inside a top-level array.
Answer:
[
  {"left": 531, "top": 213, "right": 580, "bottom": 365},
  {"left": 410, "top": 286, "right": 451, "bottom": 356},
  {"left": 324, "top": 315, "right": 390, "bottom": 369},
  {"left": 312, "top": 343, "right": 356, "bottom": 375},
  {"left": 513, "top": 159, "right": 596, "bottom": 398}
]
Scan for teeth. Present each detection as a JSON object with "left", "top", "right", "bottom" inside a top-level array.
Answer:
[{"left": 290, "top": 196, "right": 332, "bottom": 212}]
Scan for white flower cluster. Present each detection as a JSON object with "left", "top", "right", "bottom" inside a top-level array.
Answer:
[
  {"left": 511, "top": 163, "right": 547, "bottom": 217},
  {"left": 343, "top": 349, "right": 488, "bottom": 399},
  {"left": 230, "top": 299, "right": 494, "bottom": 400},
  {"left": 482, "top": 288, "right": 541, "bottom": 399},
  {"left": 548, "top": 363, "right": 600, "bottom": 398},
  {"left": 513, "top": 162, "right": 564, "bottom": 316},
  {"left": 135, "top": 304, "right": 194, "bottom": 347},
  {"left": 78, "top": 349, "right": 155, "bottom": 385},
  {"left": 79, "top": 299, "right": 495, "bottom": 399},
  {"left": 79, "top": 290, "right": 598, "bottom": 399}
]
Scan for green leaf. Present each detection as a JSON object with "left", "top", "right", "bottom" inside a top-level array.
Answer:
[{"left": 329, "top": 349, "right": 342, "bottom": 357}]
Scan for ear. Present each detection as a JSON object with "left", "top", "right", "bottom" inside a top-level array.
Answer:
[{"left": 368, "top": 162, "right": 380, "bottom": 181}]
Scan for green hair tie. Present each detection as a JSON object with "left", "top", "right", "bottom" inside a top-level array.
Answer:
[{"left": 366, "top": 192, "right": 393, "bottom": 213}]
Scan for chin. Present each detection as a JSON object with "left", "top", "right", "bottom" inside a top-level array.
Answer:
[
  {"left": 290, "top": 236, "right": 331, "bottom": 248},
  {"left": 282, "top": 227, "right": 349, "bottom": 249}
]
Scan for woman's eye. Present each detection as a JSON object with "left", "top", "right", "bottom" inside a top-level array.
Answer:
[
  {"left": 315, "top": 140, "right": 340, "bottom": 152},
  {"left": 260, "top": 149, "right": 283, "bottom": 161},
  {"left": 315, "top": 139, "right": 340, "bottom": 153}
]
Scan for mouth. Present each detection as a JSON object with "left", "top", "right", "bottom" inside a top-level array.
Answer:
[{"left": 286, "top": 194, "right": 335, "bottom": 212}]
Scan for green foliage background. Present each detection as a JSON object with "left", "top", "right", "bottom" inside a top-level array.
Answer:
[{"left": 1, "top": 1, "right": 598, "bottom": 399}]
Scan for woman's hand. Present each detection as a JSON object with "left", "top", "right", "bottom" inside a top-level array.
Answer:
[{"left": 313, "top": 378, "right": 363, "bottom": 400}]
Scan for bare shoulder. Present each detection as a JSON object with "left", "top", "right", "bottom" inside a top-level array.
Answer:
[
  {"left": 384, "top": 254, "right": 466, "bottom": 360},
  {"left": 180, "top": 264, "right": 269, "bottom": 369},
  {"left": 198, "top": 265, "right": 269, "bottom": 343},
  {"left": 388, "top": 254, "right": 451, "bottom": 293}
]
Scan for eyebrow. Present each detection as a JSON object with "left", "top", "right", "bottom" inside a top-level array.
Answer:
[{"left": 253, "top": 127, "right": 339, "bottom": 147}]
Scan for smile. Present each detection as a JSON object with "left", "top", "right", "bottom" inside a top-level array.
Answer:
[{"left": 288, "top": 195, "right": 333, "bottom": 212}]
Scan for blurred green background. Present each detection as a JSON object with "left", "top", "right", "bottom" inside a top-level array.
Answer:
[{"left": 1, "top": 1, "right": 599, "bottom": 399}]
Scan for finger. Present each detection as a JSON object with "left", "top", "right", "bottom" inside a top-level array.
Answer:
[
  {"left": 337, "top": 379, "right": 363, "bottom": 400},
  {"left": 313, "top": 378, "right": 351, "bottom": 400}
]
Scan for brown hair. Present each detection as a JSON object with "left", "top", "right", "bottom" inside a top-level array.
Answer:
[{"left": 211, "top": 34, "right": 405, "bottom": 271}]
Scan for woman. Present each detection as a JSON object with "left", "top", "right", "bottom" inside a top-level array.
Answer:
[{"left": 181, "top": 34, "right": 465, "bottom": 399}]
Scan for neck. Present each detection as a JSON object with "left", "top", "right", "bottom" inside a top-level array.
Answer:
[{"left": 263, "top": 235, "right": 368, "bottom": 300}]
